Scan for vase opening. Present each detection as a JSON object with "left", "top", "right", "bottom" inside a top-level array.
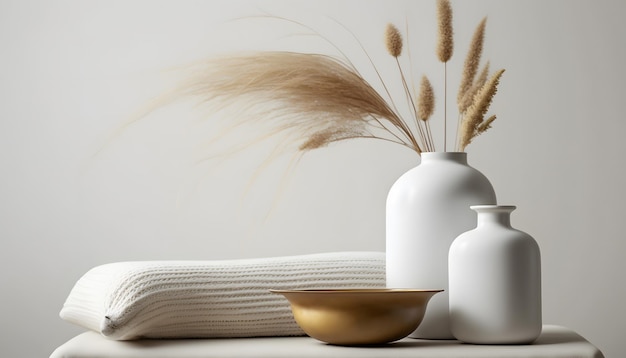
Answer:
[
  {"left": 421, "top": 152, "right": 467, "bottom": 163},
  {"left": 470, "top": 205, "right": 516, "bottom": 227}
]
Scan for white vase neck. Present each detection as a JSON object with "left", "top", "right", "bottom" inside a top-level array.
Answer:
[
  {"left": 421, "top": 152, "right": 467, "bottom": 165},
  {"left": 471, "top": 205, "right": 516, "bottom": 227}
]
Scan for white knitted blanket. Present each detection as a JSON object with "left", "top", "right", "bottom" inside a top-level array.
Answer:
[{"left": 60, "top": 252, "right": 386, "bottom": 340}]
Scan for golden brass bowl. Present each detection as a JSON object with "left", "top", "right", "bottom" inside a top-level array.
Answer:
[{"left": 271, "top": 288, "right": 442, "bottom": 346}]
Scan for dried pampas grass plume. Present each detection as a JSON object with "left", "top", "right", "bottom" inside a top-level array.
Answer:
[
  {"left": 385, "top": 24, "right": 403, "bottom": 57},
  {"left": 458, "top": 17, "right": 487, "bottom": 108},
  {"left": 476, "top": 114, "right": 496, "bottom": 135},
  {"left": 436, "top": 0, "right": 454, "bottom": 63},
  {"left": 458, "top": 68, "right": 505, "bottom": 151},
  {"left": 459, "top": 61, "right": 490, "bottom": 113},
  {"left": 475, "top": 61, "right": 490, "bottom": 88},
  {"left": 175, "top": 51, "right": 421, "bottom": 153}
]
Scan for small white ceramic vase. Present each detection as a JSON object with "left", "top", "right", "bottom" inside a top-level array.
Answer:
[
  {"left": 449, "top": 205, "right": 542, "bottom": 344},
  {"left": 386, "top": 152, "right": 496, "bottom": 339}
]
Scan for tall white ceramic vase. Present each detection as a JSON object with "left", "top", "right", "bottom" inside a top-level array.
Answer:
[
  {"left": 386, "top": 152, "right": 496, "bottom": 339},
  {"left": 449, "top": 205, "right": 542, "bottom": 344}
]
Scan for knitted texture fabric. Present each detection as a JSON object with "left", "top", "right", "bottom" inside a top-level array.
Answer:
[{"left": 60, "top": 252, "right": 386, "bottom": 340}]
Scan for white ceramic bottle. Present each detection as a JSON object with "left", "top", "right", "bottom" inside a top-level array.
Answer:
[
  {"left": 386, "top": 152, "right": 496, "bottom": 339},
  {"left": 449, "top": 205, "right": 542, "bottom": 344}
]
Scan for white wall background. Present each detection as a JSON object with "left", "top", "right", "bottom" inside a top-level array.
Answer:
[{"left": 1, "top": 0, "right": 624, "bottom": 357}]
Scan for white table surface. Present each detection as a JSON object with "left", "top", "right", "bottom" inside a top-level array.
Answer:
[{"left": 50, "top": 325, "right": 604, "bottom": 358}]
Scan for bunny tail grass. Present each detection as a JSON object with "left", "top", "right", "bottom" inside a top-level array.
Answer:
[{"left": 385, "top": 23, "right": 403, "bottom": 58}]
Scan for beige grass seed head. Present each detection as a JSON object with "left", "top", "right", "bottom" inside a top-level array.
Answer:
[
  {"left": 459, "top": 61, "right": 490, "bottom": 113},
  {"left": 417, "top": 76, "right": 435, "bottom": 120},
  {"left": 458, "top": 17, "right": 487, "bottom": 107},
  {"left": 476, "top": 114, "right": 496, "bottom": 136},
  {"left": 436, "top": 0, "right": 454, "bottom": 62},
  {"left": 459, "top": 69, "right": 505, "bottom": 151},
  {"left": 385, "top": 23, "right": 403, "bottom": 57}
]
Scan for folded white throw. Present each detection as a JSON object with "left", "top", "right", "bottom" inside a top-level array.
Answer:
[{"left": 60, "top": 252, "right": 386, "bottom": 340}]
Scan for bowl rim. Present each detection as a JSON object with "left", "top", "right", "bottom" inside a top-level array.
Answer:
[{"left": 270, "top": 288, "right": 443, "bottom": 294}]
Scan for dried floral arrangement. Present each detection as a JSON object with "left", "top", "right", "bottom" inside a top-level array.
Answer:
[{"left": 164, "top": 0, "right": 504, "bottom": 156}]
